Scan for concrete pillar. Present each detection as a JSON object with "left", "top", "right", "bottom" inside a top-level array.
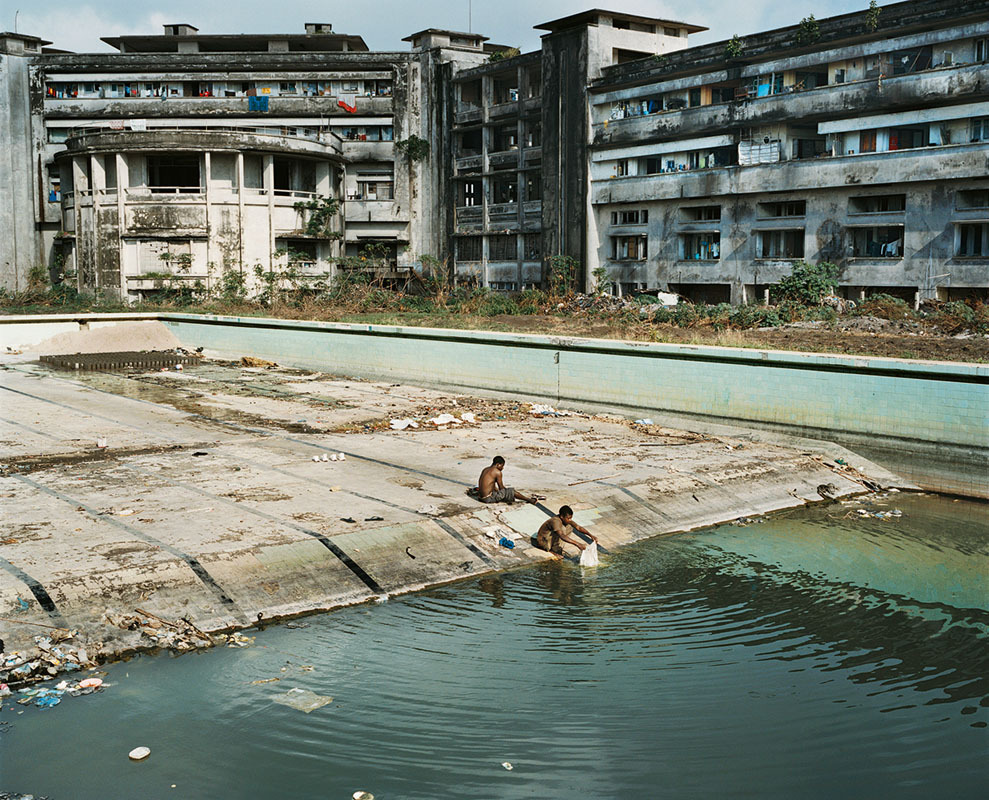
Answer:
[
  {"left": 263, "top": 154, "right": 275, "bottom": 270},
  {"left": 71, "top": 157, "right": 88, "bottom": 292},
  {"left": 115, "top": 153, "right": 127, "bottom": 298},
  {"left": 204, "top": 151, "right": 212, "bottom": 287},
  {"left": 236, "top": 152, "right": 245, "bottom": 273}
]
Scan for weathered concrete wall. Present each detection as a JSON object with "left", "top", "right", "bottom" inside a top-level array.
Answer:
[{"left": 0, "top": 44, "right": 42, "bottom": 291}]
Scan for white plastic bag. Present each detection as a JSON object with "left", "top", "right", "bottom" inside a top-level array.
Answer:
[{"left": 579, "top": 541, "right": 599, "bottom": 567}]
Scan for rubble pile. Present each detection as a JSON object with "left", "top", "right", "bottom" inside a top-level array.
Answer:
[
  {"left": 104, "top": 609, "right": 214, "bottom": 652},
  {"left": 1, "top": 628, "right": 96, "bottom": 687}
]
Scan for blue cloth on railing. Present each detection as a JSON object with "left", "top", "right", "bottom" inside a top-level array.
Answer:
[{"left": 248, "top": 95, "right": 269, "bottom": 112}]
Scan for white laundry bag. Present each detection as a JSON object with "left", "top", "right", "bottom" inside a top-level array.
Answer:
[{"left": 579, "top": 541, "right": 599, "bottom": 567}]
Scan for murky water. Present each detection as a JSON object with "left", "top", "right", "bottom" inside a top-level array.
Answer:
[{"left": 2, "top": 493, "right": 986, "bottom": 799}]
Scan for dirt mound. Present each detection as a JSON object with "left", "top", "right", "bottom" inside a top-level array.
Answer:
[{"left": 28, "top": 321, "right": 181, "bottom": 355}]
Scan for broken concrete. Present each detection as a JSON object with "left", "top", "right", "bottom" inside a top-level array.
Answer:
[{"left": 0, "top": 342, "right": 907, "bottom": 682}]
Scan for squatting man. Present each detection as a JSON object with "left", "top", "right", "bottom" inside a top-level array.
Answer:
[
  {"left": 477, "top": 456, "right": 538, "bottom": 504},
  {"left": 534, "top": 505, "right": 597, "bottom": 560}
]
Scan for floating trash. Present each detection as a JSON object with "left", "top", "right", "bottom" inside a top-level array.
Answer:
[
  {"left": 271, "top": 687, "right": 333, "bottom": 714},
  {"left": 353, "top": 792, "right": 374, "bottom": 800},
  {"left": 129, "top": 746, "right": 151, "bottom": 761},
  {"left": 502, "top": 761, "right": 514, "bottom": 771}
]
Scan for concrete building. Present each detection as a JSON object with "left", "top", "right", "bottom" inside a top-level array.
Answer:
[
  {"left": 585, "top": 0, "right": 989, "bottom": 302},
  {"left": 2, "top": 0, "right": 987, "bottom": 303}
]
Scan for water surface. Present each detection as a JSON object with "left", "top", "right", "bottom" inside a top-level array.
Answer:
[{"left": 1, "top": 492, "right": 986, "bottom": 798}]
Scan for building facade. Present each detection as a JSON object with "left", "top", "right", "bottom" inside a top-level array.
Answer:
[{"left": 1, "top": 0, "right": 987, "bottom": 303}]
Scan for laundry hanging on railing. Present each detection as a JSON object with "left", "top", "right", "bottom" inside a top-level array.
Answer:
[
  {"left": 248, "top": 95, "right": 269, "bottom": 112},
  {"left": 338, "top": 93, "right": 357, "bottom": 113},
  {"left": 738, "top": 140, "right": 781, "bottom": 165}
]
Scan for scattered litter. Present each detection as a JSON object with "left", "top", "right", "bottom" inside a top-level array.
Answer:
[
  {"left": 850, "top": 508, "right": 903, "bottom": 520},
  {"left": 579, "top": 541, "right": 600, "bottom": 567},
  {"left": 284, "top": 622, "right": 310, "bottom": 630},
  {"left": 417, "top": 504, "right": 439, "bottom": 515},
  {"left": 96, "top": 436, "right": 108, "bottom": 449},
  {"left": 338, "top": 453, "right": 346, "bottom": 461},
  {"left": 240, "top": 356, "right": 277, "bottom": 368},
  {"left": 129, "top": 746, "right": 151, "bottom": 761},
  {"left": 405, "top": 547, "right": 416, "bottom": 559},
  {"left": 323, "top": 453, "right": 331, "bottom": 462},
  {"left": 225, "top": 632, "right": 254, "bottom": 648},
  {"left": 104, "top": 608, "right": 214, "bottom": 654},
  {"left": 353, "top": 792, "right": 375, "bottom": 800},
  {"left": 117, "top": 509, "right": 136, "bottom": 517},
  {"left": 340, "top": 517, "right": 357, "bottom": 524},
  {"left": 251, "top": 677, "right": 281, "bottom": 685},
  {"left": 634, "top": 419, "right": 655, "bottom": 426},
  {"left": 329, "top": 486, "right": 341, "bottom": 492},
  {"left": 529, "top": 403, "right": 571, "bottom": 417},
  {"left": 272, "top": 687, "right": 333, "bottom": 714},
  {"left": 460, "top": 412, "right": 476, "bottom": 424},
  {"left": 79, "top": 678, "right": 103, "bottom": 689},
  {"left": 502, "top": 762, "right": 514, "bottom": 771},
  {"left": 429, "top": 413, "right": 461, "bottom": 427},
  {"left": 365, "top": 516, "right": 384, "bottom": 522},
  {"left": 15, "top": 597, "right": 29, "bottom": 612},
  {"left": 312, "top": 456, "right": 320, "bottom": 462},
  {"left": 191, "top": 451, "right": 209, "bottom": 457},
  {"left": 498, "top": 537, "right": 515, "bottom": 550},
  {"left": 390, "top": 418, "right": 419, "bottom": 430}
]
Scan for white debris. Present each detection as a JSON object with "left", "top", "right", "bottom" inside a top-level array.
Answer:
[
  {"left": 429, "top": 413, "right": 461, "bottom": 426},
  {"left": 579, "top": 541, "right": 600, "bottom": 567},
  {"left": 390, "top": 418, "right": 419, "bottom": 430},
  {"left": 460, "top": 412, "right": 476, "bottom": 424},
  {"left": 271, "top": 687, "right": 334, "bottom": 714},
  {"left": 129, "top": 746, "right": 151, "bottom": 761}
]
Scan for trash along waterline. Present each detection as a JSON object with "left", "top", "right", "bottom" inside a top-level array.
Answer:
[{"left": 1, "top": 492, "right": 985, "bottom": 800}]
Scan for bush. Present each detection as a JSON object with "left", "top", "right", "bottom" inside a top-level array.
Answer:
[
  {"left": 855, "top": 293, "right": 911, "bottom": 320},
  {"left": 772, "top": 261, "right": 839, "bottom": 305}
]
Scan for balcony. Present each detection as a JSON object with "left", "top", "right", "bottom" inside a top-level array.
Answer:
[
  {"left": 590, "top": 144, "right": 989, "bottom": 205},
  {"left": 488, "top": 149, "right": 520, "bottom": 168},
  {"left": 454, "top": 103, "right": 483, "bottom": 126},
  {"left": 592, "top": 63, "right": 989, "bottom": 148},
  {"left": 44, "top": 95, "right": 394, "bottom": 119}
]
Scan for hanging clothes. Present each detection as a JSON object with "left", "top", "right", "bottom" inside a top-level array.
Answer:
[{"left": 338, "top": 93, "right": 357, "bottom": 113}]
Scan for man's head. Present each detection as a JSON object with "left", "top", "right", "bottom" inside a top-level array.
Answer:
[
  {"left": 492, "top": 456, "right": 505, "bottom": 469},
  {"left": 559, "top": 505, "right": 573, "bottom": 522}
]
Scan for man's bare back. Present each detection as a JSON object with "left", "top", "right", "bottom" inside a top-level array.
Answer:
[
  {"left": 476, "top": 457, "right": 535, "bottom": 504},
  {"left": 534, "top": 506, "right": 596, "bottom": 559}
]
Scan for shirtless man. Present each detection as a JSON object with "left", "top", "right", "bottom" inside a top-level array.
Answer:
[
  {"left": 534, "top": 505, "right": 597, "bottom": 559},
  {"left": 477, "top": 456, "right": 536, "bottom": 504}
]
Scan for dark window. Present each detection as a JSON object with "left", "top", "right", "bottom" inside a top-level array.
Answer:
[
  {"left": 680, "top": 232, "right": 720, "bottom": 260},
  {"left": 851, "top": 226, "right": 904, "bottom": 257},
  {"left": 849, "top": 194, "right": 906, "bottom": 214},
  {"left": 758, "top": 201, "right": 805, "bottom": 218},
  {"left": 458, "top": 236, "right": 482, "bottom": 261},
  {"left": 146, "top": 155, "right": 200, "bottom": 193},
  {"left": 612, "top": 235, "right": 647, "bottom": 260},
  {"left": 523, "top": 233, "right": 541, "bottom": 259},
  {"left": 489, "top": 234, "right": 517, "bottom": 260},
  {"left": 680, "top": 206, "right": 721, "bottom": 221},
  {"left": 957, "top": 223, "right": 989, "bottom": 257},
  {"left": 757, "top": 229, "right": 804, "bottom": 259}
]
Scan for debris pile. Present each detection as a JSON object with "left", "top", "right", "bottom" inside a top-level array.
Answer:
[
  {"left": 105, "top": 608, "right": 214, "bottom": 652},
  {"left": 1, "top": 628, "right": 96, "bottom": 686},
  {"left": 10, "top": 676, "right": 105, "bottom": 709}
]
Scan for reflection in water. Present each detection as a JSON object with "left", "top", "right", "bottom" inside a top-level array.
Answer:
[{"left": 1, "top": 493, "right": 986, "bottom": 799}]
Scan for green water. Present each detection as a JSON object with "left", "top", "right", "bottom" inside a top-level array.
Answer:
[{"left": 1, "top": 492, "right": 986, "bottom": 798}]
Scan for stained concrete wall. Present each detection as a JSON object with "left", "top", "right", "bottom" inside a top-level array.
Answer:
[{"left": 0, "top": 40, "right": 43, "bottom": 291}]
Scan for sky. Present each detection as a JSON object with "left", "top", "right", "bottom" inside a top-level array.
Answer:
[{"left": 6, "top": 0, "right": 871, "bottom": 53}]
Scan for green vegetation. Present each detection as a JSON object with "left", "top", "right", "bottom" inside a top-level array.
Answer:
[
  {"left": 771, "top": 260, "right": 839, "bottom": 305},
  {"left": 724, "top": 34, "right": 745, "bottom": 59},
  {"left": 865, "top": 0, "right": 882, "bottom": 32},
  {"left": 394, "top": 135, "right": 431, "bottom": 162},
  {"left": 488, "top": 47, "right": 520, "bottom": 62},
  {"left": 293, "top": 195, "right": 341, "bottom": 238},
  {"left": 797, "top": 15, "right": 821, "bottom": 45}
]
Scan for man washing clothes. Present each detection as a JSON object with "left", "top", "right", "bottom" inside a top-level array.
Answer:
[{"left": 534, "top": 505, "right": 597, "bottom": 559}]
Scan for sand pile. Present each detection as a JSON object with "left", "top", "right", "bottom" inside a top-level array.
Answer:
[{"left": 29, "top": 321, "right": 182, "bottom": 355}]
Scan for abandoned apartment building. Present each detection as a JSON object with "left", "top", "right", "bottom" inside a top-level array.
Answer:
[{"left": 1, "top": 0, "right": 987, "bottom": 305}]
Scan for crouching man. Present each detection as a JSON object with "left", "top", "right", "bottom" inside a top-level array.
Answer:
[{"left": 534, "top": 505, "right": 597, "bottom": 560}]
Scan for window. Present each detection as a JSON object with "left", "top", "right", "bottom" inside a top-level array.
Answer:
[
  {"left": 616, "top": 160, "right": 630, "bottom": 177},
  {"left": 793, "top": 138, "right": 826, "bottom": 159},
  {"left": 851, "top": 226, "right": 904, "bottom": 258},
  {"left": 711, "top": 86, "right": 736, "bottom": 104},
  {"left": 524, "top": 172, "right": 542, "bottom": 202},
  {"left": 493, "top": 179, "right": 517, "bottom": 204},
  {"left": 460, "top": 80, "right": 481, "bottom": 107},
  {"left": 757, "top": 229, "right": 804, "bottom": 259},
  {"left": 689, "top": 88, "right": 701, "bottom": 107},
  {"left": 459, "top": 179, "right": 481, "bottom": 207},
  {"left": 146, "top": 155, "right": 201, "bottom": 193},
  {"left": 458, "top": 236, "right": 482, "bottom": 261},
  {"left": 612, "top": 235, "right": 647, "bottom": 261},
  {"left": 971, "top": 118, "right": 989, "bottom": 143},
  {"left": 664, "top": 26, "right": 680, "bottom": 37},
  {"left": 493, "top": 125, "right": 518, "bottom": 151},
  {"left": 957, "top": 223, "right": 989, "bottom": 257},
  {"left": 523, "top": 233, "right": 541, "bottom": 260},
  {"left": 956, "top": 189, "right": 989, "bottom": 210},
  {"left": 680, "top": 232, "right": 720, "bottom": 260},
  {"left": 488, "top": 281, "right": 519, "bottom": 291},
  {"left": 275, "top": 239, "right": 318, "bottom": 268},
  {"left": 758, "top": 201, "right": 805, "bottom": 218},
  {"left": 524, "top": 122, "right": 542, "bottom": 148},
  {"left": 977, "top": 38, "right": 988, "bottom": 62},
  {"left": 489, "top": 235, "right": 517, "bottom": 260},
  {"left": 859, "top": 130, "right": 877, "bottom": 153},
  {"left": 849, "top": 194, "right": 906, "bottom": 214},
  {"left": 458, "top": 130, "right": 482, "bottom": 156},
  {"left": 888, "top": 127, "right": 927, "bottom": 150},
  {"left": 680, "top": 206, "right": 721, "bottom": 221},
  {"left": 610, "top": 209, "right": 648, "bottom": 225}
]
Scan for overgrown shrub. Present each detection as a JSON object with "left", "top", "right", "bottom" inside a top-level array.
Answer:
[{"left": 772, "top": 261, "right": 839, "bottom": 305}]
